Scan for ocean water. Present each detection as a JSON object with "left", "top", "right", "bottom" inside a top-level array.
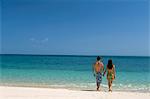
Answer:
[{"left": 0, "top": 54, "right": 150, "bottom": 92}]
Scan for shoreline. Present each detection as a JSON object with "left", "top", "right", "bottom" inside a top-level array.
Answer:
[
  {"left": 0, "top": 86, "right": 150, "bottom": 99},
  {"left": 0, "top": 84, "right": 149, "bottom": 93}
]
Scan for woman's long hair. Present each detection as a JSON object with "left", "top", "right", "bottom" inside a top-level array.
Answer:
[{"left": 107, "top": 59, "right": 113, "bottom": 69}]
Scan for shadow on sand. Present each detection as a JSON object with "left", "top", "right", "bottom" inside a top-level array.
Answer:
[
  {"left": 81, "top": 89, "right": 108, "bottom": 92},
  {"left": 81, "top": 89, "right": 97, "bottom": 91}
]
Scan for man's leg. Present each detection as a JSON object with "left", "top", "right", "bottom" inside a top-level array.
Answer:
[{"left": 97, "top": 82, "right": 100, "bottom": 90}]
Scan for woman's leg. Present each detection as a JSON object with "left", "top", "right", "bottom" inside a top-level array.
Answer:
[
  {"left": 108, "top": 80, "right": 111, "bottom": 91},
  {"left": 110, "top": 80, "right": 112, "bottom": 91}
]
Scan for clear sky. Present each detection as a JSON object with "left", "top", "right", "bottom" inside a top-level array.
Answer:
[{"left": 1, "top": 0, "right": 149, "bottom": 56}]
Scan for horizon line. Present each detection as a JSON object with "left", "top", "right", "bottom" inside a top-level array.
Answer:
[{"left": 0, "top": 53, "right": 149, "bottom": 57}]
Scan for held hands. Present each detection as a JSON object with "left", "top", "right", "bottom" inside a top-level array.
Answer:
[
  {"left": 103, "top": 71, "right": 106, "bottom": 77},
  {"left": 103, "top": 73, "right": 105, "bottom": 77}
]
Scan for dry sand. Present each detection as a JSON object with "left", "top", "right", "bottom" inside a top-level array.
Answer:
[{"left": 0, "top": 86, "right": 150, "bottom": 99}]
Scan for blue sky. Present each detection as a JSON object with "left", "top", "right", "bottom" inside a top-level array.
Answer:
[{"left": 1, "top": 0, "right": 149, "bottom": 56}]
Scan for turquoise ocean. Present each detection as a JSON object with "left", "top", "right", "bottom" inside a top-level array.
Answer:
[{"left": 0, "top": 54, "right": 150, "bottom": 92}]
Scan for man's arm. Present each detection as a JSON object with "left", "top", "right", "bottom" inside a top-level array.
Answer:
[
  {"left": 103, "top": 69, "right": 106, "bottom": 76},
  {"left": 103, "top": 65, "right": 107, "bottom": 76},
  {"left": 102, "top": 62, "right": 104, "bottom": 71},
  {"left": 92, "top": 63, "right": 96, "bottom": 76}
]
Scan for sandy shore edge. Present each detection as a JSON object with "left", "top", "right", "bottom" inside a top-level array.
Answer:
[{"left": 0, "top": 86, "right": 150, "bottom": 99}]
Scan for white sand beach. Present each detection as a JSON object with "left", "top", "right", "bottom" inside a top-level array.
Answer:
[{"left": 0, "top": 86, "right": 150, "bottom": 99}]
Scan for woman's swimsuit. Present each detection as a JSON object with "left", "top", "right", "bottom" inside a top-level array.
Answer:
[
  {"left": 107, "top": 72, "right": 114, "bottom": 80},
  {"left": 107, "top": 68, "right": 114, "bottom": 81}
]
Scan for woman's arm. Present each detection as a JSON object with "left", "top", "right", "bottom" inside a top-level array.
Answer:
[{"left": 113, "top": 65, "right": 116, "bottom": 79}]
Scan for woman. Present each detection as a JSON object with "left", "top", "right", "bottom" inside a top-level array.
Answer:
[{"left": 103, "top": 59, "right": 116, "bottom": 92}]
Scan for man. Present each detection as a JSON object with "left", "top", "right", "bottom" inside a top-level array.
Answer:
[{"left": 93, "top": 56, "right": 104, "bottom": 91}]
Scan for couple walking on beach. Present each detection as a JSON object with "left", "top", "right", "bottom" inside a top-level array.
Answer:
[{"left": 93, "top": 56, "right": 116, "bottom": 92}]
